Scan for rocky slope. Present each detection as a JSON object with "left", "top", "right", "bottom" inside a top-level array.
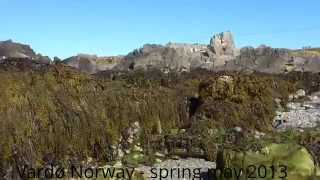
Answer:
[
  {"left": 0, "top": 40, "right": 37, "bottom": 59},
  {"left": 60, "top": 31, "right": 320, "bottom": 74},
  {"left": 2, "top": 32, "right": 320, "bottom": 74},
  {"left": 0, "top": 40, "right": 51, "bottom": 63}
]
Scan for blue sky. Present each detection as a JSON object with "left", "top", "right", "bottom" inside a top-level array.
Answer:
[{"left": 1, "top": 0, "right": 319, "bottom": 59}]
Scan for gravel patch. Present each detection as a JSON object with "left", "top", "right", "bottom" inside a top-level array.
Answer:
[{"left": 274, "top": 92, "right": 320, "bottom": 130}]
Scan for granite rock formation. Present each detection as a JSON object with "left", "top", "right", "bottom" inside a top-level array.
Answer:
[
  {"left": 2, "top": 32, "right": 320, "bottom": 75},
  {"left": 63, "top": 54, "right": 124, "bottom": 74},
  {"left": 63, "top": 32, "right": 239, "bottom": 73}
]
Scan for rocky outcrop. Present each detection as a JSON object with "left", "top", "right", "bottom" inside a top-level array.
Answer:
[
  {"left": 60, "top": 31, "right": 318, "bottom": 74},
  {"left": 214, "top": 45, "right": 290, "bottom": 73},
  {"left": 63, "top": 54, "right": 124, "bottom": 74},
  {"left": 0, "top": 40, "right": 52, "bottom": 64},
  {"left": 3, "top": 32, "right": 318, "bottom": 74},
  {"left": 109, "top": 32, "right": 240, "bottom": 73},
  {"left": 112, "top": 32, "right": 320, "bottom": 74},
  {"left": 0, "top": 40, "right": 37, "bottom": 59},
  {"left": 114, "top": 43, "right": 214, "bottom": 72},
  {"left": 285, "top": 56, "right": 320, "bottom": 73},
  {"left": 209, "top": 31, "right": 236, "bottom": 56},
  {"left": 217, "top": 45, "right": 320, "bottom": 74}
]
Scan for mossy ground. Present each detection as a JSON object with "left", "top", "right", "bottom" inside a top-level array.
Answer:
[{"left": 0, "top": 59, "right": 319, "bottom": 179}]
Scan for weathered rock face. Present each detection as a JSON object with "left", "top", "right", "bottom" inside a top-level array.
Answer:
[
  {"left": 40, "top": 31, "right": 320, "bottom": 74},
  {"left": 0, "top": 40, "right": 37, "bottom": 59},
  {"left": 166, "top": 43, "right": 208, "bottom": 54},
  {"left": 285, "top": 56, "right": 320, "bottom": 73},
  {"left": 216, "top": 45, "right": 320, "bottom": 74},
  {"left": 63, "top": 54, "right": 124, "bottom": 74},
  {"left": 115, "top": 43, "right": 214, "bottom": 72},
  {"left": 213, "top": 45, "right": 290, "bottom": 73},
  {"left": 0, "top": 40, "right": 52, "bottom": 64},
  {"left": 209, "top": 31, "right": 236, "bottom": 56},
  {"left": 110, "top": 32, "right": 238, "bottom": 73}
]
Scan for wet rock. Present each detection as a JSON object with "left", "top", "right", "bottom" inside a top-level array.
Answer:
[{"left": 295, "top": 89, "right": 306, "bottom": 99}]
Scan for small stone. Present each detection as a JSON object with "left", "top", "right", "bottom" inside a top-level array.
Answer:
[
  {"left": 87, "top": 157, "right": 93, "bottom": 163},
  {"left": 289, "top": 95, "right": 294, "bottom": 101},
  {"left": 133, "top": 145, "right": 143, "bottom": 152},
  {"left": 127, "top": 136, "right": 134, "bottom": 144},
  {"left": 154, "top": 152, "right": 165, "bottom": 158},
  {"left": 275, "top": 98, "right": 282, "bottom": 105},
  {"left": 113, "top": 161, "right": 122, "bottom": 167},
  {"left": 218, "top": 75, "right": 234, "bottom": 83},
  {"left": 171, "top": 155, "right": 180, "bottom": 160},
  {"left": 296, "top": 89, "right": 306, "bottom": 98},
  {"left": 207, "top": 129, "right": 216, "bottom": 136},
  {"left": 234, "top": 126, "right": 242, "bottom": 132},
  {"left": 155, "top": 158, "right": 162, "bottom": 163},
  {"left": 179, "top": 129, "right": 186, "bottom": 133}
]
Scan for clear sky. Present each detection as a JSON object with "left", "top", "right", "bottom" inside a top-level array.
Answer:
[{"left": 1, "top": 0, "right": 319, "bottom": 59}]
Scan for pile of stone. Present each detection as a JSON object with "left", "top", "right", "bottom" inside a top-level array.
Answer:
[{"left": 274, "top": 90, "right": 320, "bottom": 130}]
